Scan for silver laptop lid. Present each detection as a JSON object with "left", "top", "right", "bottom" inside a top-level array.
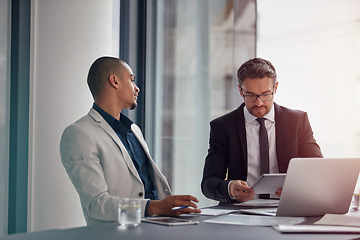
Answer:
[{"left": 277, "top": 158, "right": 360, "bottom": 217}]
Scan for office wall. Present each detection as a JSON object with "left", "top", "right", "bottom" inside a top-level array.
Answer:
[{"left": 29, "top": 0, "right": 116, "bottom": 231}]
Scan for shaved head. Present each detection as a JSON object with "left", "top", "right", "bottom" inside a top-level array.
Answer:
[{"left": 87, "top": 56, "right": 127, "bottom": 99}]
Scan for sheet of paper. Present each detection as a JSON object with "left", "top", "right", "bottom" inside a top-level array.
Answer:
[
  {"left": 197, "top": 208, "right": 239, "bottom": 216},
  {"left": 239, "top": 208, "right": 278, "bottom": 216},
  {"left": 274, "top": 224, "right": 360, "bottom": 233},
  {"left": 314, "top": 214, "right": 360, "bottom": 227},
  {"left": 235, "top": 199, "right": 279, "bottom": 207},
  {"left": 204, "top": 214, "right": 305, "bottom": 226}
]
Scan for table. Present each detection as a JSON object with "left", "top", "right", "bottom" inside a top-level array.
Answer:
[{"left": 2, "top": 203, "right": 360, "bottom": 240}]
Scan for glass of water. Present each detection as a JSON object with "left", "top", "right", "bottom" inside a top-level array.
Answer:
[{"left": 118, "top": 198, "right": 141, "bottom": 227}]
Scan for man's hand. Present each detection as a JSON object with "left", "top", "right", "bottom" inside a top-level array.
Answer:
[
  {"left": 229, "top": 180, "right": 255, "bottom": 202},
  {"left": 147, "top": 195, "right": 201, "bottom": 216}
]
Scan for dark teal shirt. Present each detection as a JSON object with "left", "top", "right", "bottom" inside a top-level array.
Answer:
[{"left": 93, "top": 103, "right": 158, "bottom": 200}]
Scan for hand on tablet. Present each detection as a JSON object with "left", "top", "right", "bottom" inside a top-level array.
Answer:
[
  {"left": 229, "top": 180, "right": 255, "bottom": 202},
  {"left": 147, "top": 195, "right": 201, "bottom": 216}
]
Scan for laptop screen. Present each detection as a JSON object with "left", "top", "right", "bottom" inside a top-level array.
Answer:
[{"left": 277, "top": 157, "right": 360, "bottom": 217}]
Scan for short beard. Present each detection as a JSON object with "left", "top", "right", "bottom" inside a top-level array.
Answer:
[
  {"left": 130, "top": 103, "right": 137, "bottom": 110},
  {"left": 248, "top": 105, "right": 271, "bottom": 118}
]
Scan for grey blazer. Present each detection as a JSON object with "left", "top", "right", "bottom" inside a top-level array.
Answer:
[{"left": 60, "top": 108, "right": 172, "bottom": 225}]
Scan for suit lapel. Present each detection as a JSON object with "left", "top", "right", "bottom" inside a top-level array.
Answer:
[
  {"left": 236, "top": 104, "right": 248, "bottom": 167},
  {"left": 274, "top": 103, "right": 285, "bottom": 171},
  {"left": 88, "top": 109, "right": 142, "bottom": 182},
  {"left": 130, "top": 125, "right": 172, "bottom": 193}
]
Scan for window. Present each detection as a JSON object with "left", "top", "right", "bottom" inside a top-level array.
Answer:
[
  {"left": 0, "top": 0, "right": 10, "bottom": 236},
  {"left": 257, "top": 0, "right": 360, "bottom": 158},
  {"left": 147, "top": 0, "right": 256, "bottom": 206},
  {"left": 257, "top": 0, "right": 360, "bottom": 190}
]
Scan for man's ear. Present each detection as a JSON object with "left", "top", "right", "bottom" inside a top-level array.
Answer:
[
  {"left": 109, "top": 74, "right": 119, "bottom": 88},
  {"left": 238, "top": 85, "right": 243, "bottom": 97},
  {"left": 274, "top": 81, "right": 278, "bottom": 94}
]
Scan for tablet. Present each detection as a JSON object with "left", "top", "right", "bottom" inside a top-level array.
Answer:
[
  {"left": 142, "top": 217, "right": 199, "bottom": 226},
  {"left": 251, "top": 173, "right": 286, "bottom": 194}
]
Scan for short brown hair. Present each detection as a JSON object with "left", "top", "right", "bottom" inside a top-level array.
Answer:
[{"left": 237, "top": 58, "right": 277, "bottom": 87}]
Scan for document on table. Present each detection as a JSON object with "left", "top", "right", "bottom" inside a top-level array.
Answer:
[
  {"left": 197, "top": 208, "right": 239, "bottom": 216},
  {"left": 274, "top": 224, "right": 360, "bottom": 234},
  {"left": 314, "top": 214, "right": 360, "bottom": 227},
  {"left": 204, "top": 214, "right": 305, "bottom": 226},
  {"left": 234, "top": 199, "right": 279, "bottom": 207}
]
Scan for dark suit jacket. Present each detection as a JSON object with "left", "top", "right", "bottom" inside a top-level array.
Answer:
[{"left": 201, "top": 103, "right": 323, "bottom": 202}]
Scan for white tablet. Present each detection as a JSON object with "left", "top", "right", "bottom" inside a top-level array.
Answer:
[
  {"left": 142, "top": 217, "right": 199, "bottom": 226},
  {"left": 251, "top": 173, "right": 286, "bottom": 194}
]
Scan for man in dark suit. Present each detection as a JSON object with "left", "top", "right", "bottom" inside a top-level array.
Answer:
[{"left": 201, "top": 58, "right": 322, "bottom": 203}]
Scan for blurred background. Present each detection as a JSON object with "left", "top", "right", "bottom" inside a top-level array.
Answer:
[{"left": 1, "top": 0, "right": 359, "bottom": 236}]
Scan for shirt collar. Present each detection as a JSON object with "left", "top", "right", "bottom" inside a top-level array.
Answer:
[
  {"left": 243, "top": 103, "right": 275, "bottom": 125},
  {"left": 92, "top": 103, "right": 133, "bottom": 131}
]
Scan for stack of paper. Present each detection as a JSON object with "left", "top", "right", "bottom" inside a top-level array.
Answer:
[
  {"left": 274, "top": 224, "right": 360, "bottom": 233},
  {"left": 204, "top": 214, "right": 305, "bottom": 226},
  {"left": 314, "top": 214, "right": 360, "bottom": 227},
  {"left": 274, "top": 214, "right": 360, "bottom": 234},
  {"left": 235, "top": 199, "right": 279, "bottom": 207}
]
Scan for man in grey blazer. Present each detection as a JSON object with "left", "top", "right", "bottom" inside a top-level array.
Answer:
[
  {"left": 201, "top": 58, "right": 323, "bottom": 203},
  {"left": 60, "top": 56, "right": 200, "bottom": 225}
]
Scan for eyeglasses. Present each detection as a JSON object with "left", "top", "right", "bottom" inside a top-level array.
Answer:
[{"left": 241, "top": 88, "right": 275, "bottom": 103}]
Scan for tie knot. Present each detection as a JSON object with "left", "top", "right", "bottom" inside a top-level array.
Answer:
[{"left": 256, "top": 118, "right": 266, "bottom": 125}]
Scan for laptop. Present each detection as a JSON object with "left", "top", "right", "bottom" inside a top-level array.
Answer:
[{"left": 240, "top": 158, "right": 360, "bottom": 217}]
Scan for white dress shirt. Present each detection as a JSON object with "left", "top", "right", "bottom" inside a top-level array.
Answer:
[
  {"left": 228, "top": 104, "right": 279, "bottom": 198},
  {"left": 244, "top": 105, "right": 279, "bottom": 187}
]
